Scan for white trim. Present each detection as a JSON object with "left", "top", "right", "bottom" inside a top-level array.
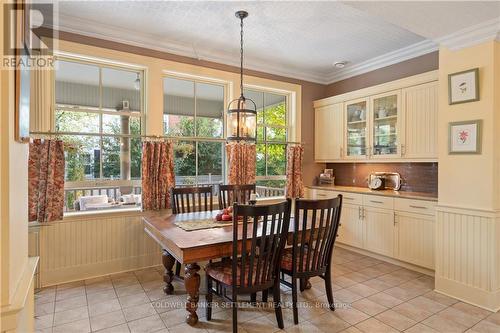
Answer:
[
  {"left": 325, "top": 40, "right": 438, "bottom": 84},
  {"left": 436, "top": 17, "right": 500, "bottom": 51}
]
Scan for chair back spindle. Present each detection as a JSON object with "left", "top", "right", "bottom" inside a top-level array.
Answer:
[
  {"left": 219, "top": 184, "right": 256, "bottom": 209},
  {"left": 171, "top": 186, "right": 213, "bottom": 214}
]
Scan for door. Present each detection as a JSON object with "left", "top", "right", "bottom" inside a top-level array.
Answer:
[
  {"left": 363, "top": 206, "right": 395, "bottom": 257},
  {"left": 401, "top": 81, "right": 438, "bottom": 159},
  {"left": 395, "top": 212, "right": 435, "bottom": 269},
  {"left": 315, "top": 103, "right": 343, "bottom": 161},
  {"left": 369, "top": 90, "right": 401, "bottom": 159},
  {"left": 337, "top": 204, "right": 363, "bottom": 248},
  {"left": 344, "top": 98, "right": 369, "bottom": 159}
]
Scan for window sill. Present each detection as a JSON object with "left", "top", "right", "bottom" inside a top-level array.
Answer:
[{"left": 30, "top": 207, "right": 144, "bottom": 225}]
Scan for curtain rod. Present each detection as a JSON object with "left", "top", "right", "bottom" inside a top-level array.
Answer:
[{"left": 29, "top": 131, "right": 305, "bottom": 145}]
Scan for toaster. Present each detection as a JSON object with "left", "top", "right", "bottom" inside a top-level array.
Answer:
[{"left": 367, "top": 172, "right": 402, "bottom": 190}]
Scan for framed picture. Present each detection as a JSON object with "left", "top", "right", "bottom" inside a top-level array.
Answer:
[
  {"left": 448, "top": 68, "right": 479, "bottom": 105},
  {"left": 448, "top": 120, "right": 482, "bottom": 154}
]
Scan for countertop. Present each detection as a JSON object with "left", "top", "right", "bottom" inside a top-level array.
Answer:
[{"left": 307, "top": 185, "right": 438, "bottom": 201}]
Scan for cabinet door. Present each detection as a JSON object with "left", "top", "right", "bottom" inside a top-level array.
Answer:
[
  {"left": 402, "top": 82, "right": 438, "bottom": 159},
  {"left": 337, "top": 204, "right": 363, "bottom": 248},
  {"left": 314, "top": 103, "right": 343, "bottom": 161},
  {"left": 345, "top": 98, "right": 369, "bottom": 159},
  {"left": 395, "top": 212, "right": 435, "bottom": 269},
  {"left": 363, "top": 207, "right": 395, "bottom": 257},
  {"left": 369, "top": 90, "right": 401, "bottom": 159}
]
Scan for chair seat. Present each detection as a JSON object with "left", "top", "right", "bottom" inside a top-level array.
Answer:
[
  {"left": 206, "top": 260, "right": 259, "bottom": 286},
  {"left": 280, "top": 247, "right": 311, "bottom": 271}
]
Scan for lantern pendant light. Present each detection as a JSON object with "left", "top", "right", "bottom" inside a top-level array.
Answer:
[{"left": 227, "top": 10, "right": 257, "bottom": 142}]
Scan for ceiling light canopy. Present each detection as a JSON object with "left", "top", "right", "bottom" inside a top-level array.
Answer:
[{"left": 227, "top": 10, "right": 257, "bottom": 142}]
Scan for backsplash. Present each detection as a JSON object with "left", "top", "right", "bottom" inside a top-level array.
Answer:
[{"left": 324, "top": 162, "right": 438, "bottom": 194}]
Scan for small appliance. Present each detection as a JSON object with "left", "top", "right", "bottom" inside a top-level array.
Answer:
[{"left": 367, "top": 172, "right": 402, "bottom": 190}]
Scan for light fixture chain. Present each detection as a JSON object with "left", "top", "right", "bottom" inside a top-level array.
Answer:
[{"left": 240, "top": 15, "right": 244, "bottom": 98}]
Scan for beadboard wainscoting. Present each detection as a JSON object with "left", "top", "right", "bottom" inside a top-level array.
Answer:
[
  {"left": 35, "top": 212, "right": 162, "bottom": 287},
  {"left": 435, "top": 205, "right": 500, "bottom": 312}
]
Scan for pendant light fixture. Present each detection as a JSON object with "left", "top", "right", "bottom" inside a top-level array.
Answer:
[{"left": 227, "top": 10, "right": 257, "bottom": 142}]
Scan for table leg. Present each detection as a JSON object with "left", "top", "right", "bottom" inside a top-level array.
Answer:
[
  {"left": 162, "top": 249, "right": 175, "bottom": 295},
  {"left": 184, "top": 263, "right": 201, "bottom": 326}
]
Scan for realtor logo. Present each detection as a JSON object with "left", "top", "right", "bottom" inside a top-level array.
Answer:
[{"left": 3, "top": 1, "right": 57, "bottom": 69}]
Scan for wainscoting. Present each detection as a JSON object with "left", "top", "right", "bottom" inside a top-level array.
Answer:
[
  {"left": 435, "top": 205, "right": 500, "bottom": 311},
  {"left": 33, "top": 211, "right": 162, "bottom": 287}
]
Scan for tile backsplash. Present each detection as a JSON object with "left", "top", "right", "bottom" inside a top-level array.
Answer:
[{"left": 324, "top": 162, "right": 438, "bottom": 194}]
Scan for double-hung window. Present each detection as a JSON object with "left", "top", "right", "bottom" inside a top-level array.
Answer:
[
  {"left": 244, "top": 89, "right": 288, "bottom": 197},
  {"left": 163, "top": 76, "right": 225, "bottom": 190},
  {"left": 54, "top": 57, "right": 144, "bottom": 212}
]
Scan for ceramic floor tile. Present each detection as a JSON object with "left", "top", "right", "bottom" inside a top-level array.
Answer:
[
  {"left": 159, "top": 307, "right": 191, "bottom": 328},
  {"left": 485, "top": 310, "right": 500, "bottom": 325},
  {"left": 438, "top": 306, "right": 484, "bottom": 328},
  {"left": 57, "top": 281, "right": 85, "bottom": 291},
  {"left": 284, "top": 320, "right": 323, "bottom": 333},
  {"left": 362, "top": 278, "right": 393, "bottom": 292},
  {"left": 127, "top": 314, "right": 166, "bottom": 333},
  {"left": 35, "top": 301, "right": 55, "bottom": 316},
  {"left": 55, "top": 286, "right": 86, "bottom": 301},
  {"left": 88, "top": 299, "right": 122, "bottom": 317},
  {"left": 53, "top": 305, "right": 89, "bottom": 327},
  {"left": 95, "top": 323, "right": 130, "bottom": 333},
  {"left": 421, "top": 291, "right": 459, "bottom": 307},
  {"left": 90, "top": 309, "right": 126, "bottom": 332},
  {"left": 351, "top": 298, "right": 388, "bottom": 316},
  {"left": 392, "top": 301, "right": 435, "bottom": 322},
  {"left": 384, "top": 286, "right": 425, "bottom": 302},
  {"left": 332, "top": 306, "right": 370, "bottom": 325},
  {"left": 35, "top": 313, "right": 54, "bottom": 329},
  {"left": 119, "top": 292, "right": 151, "bottom": 309},
  {"left": 422, "top": 313, "right": 469, "bottom": 333},
  {"left": 87, "top": 289, "right": 118, "bottom": 305},
  {"left": 355, "top": 318, "right": 399, "bottom": 333},
  {"left": 334, "top": 289, "right": 365, "bottom": 304},
  {"left": 367, "top": 292, "right": 404, "bottom": 308},
  {"left": 53, "top": 318, "right": 91, "bottom": 333},
  {"left": 122, "top": 302, "right": 158, "bottom": 322},
  {"left": 116, "top": 284, "right": 145, "bottom": 298},
  {"left": 375, "top": 309, "right": 417, "bottom": 331},
  {"left": 468, "top": 319, "right": 500, "bottom": 333},
  {"left": 239, "top": 315, "right": 282, "bottom": 333},
  {"left": 451, "top": 302, "right": 492, "bottom": 321},
  {"left": 346, "top": 283, "right": 379, "bottom": 297},
  {"left": 404, "top": 323, "right": 439, "bottom": 333},
  {"left": 309, "top": 311, "right": 351, "bottom": 333},
  {"left": 334, "top": 276, "right": 358, "bottom": 288},
  {"left": 54, "top": 295, "right": 87, "bottom": 313}
]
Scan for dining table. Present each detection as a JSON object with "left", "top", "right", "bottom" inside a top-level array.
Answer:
[{"left": 142, "top": 209, "right": 312, "bottom": 326}]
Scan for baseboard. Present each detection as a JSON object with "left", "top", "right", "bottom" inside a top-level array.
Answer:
[
  {"left": 41, "top": 253, "right": 162, "bottom": 287},
  {"left": 435, "top": 276, "right": 500, "bottom": 312},
  {"left": 335, "top": 243, "right": 435, "bottom": 277}
]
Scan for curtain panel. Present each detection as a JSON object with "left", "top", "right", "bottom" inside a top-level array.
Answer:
[
  {"left": 226, "top": 142, "right": 256, "bottom": 185},
  {"left": 141, "top": 140, "right": 175, "bottom": 210},
  {"left": 28, "top": 139, "right": 65, "bottom": 222},
  {"left": 285, "top": 145, "right": 305, "bottom": 198}
]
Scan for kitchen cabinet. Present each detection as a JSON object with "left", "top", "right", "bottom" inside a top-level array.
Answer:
[
  {"left": 337, "top": 203, "right": 364, "bottom": 248},
  {"left": 401, "top": 81, "right": 439, "bottom": 159},
  {"left": 363, "top": 206, "right": 395, "bottom": 257},
  {"left": 314, "top": 103, "right": 343, "bottom": 161},
  {"left": 313, "top": 71, "right": 438, "bottom": 162}
]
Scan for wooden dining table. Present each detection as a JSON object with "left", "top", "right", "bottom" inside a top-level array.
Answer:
[{"left": 142, "top": 209, "right": 312, "bottom": 326}]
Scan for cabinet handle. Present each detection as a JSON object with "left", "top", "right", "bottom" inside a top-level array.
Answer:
[
  {"left": 344, "top": 197, "right": 354, "bottom": 201},
  {"left": 358, "top": 206, "right": 362, "bottom": 220},
  {"left": 317, "top": 194, "right": 328, "bottom": 197},
  {"left": 370, "top": 200, "right": 383, "bottom": 204},
  {"left": 340, "top": 147, "right": 343, "bottom": 158},
  {"left": 362, "top": 207, "right": 365, "bottom": 219},
  {"left": 401, "top": 144, "right": 406, "bottom": 157},
  {"left": 409, "top": 205, "right": 427, "bottom": 209},
  {"left": 394, "top": 216, "right": 398, "bottom": 226}
]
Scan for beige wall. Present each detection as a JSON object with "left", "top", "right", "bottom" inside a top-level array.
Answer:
[
  {"left": 0, "top": 3, "right": 34, "bottom": 330},
  {"left": 438, "top": 42, "right": 497, "bottom": 210}
]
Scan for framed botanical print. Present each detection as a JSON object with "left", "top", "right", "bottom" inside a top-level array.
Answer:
[
  {"left": 448, "top": 68, "right": 479, "bottom": 105},
  {"left": 448, "top": 120, "right": 482, "bottom": 154}
]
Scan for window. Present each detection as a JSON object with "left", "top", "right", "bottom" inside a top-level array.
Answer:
[
  {"left": 163, "top": 76, "right": 225, "bottom": 190},
  {"left": 54, "top": 58, "right": 144, "bottom": 212},
  {"left": 244, "top": 89, "right": 288, "bottom": 197}
]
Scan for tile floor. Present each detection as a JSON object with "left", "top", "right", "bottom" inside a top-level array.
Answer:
[{"left": 35, "top": 247, "right": 500, "bottom": 333}]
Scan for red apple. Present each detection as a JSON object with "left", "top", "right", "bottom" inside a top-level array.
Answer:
[
  {"left": 215, "top": 213, "right": 223, "bottom": 221},
  {"left": 222, "top": 214, "right": 232, "bottom": 221},
  {"left": 222, "top": 209, "right": 229, "bottom": 215}
]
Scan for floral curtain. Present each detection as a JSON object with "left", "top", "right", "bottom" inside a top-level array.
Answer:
[
  {"left": 285, "top": 145, "right": 304, "bottom": 198},
  {"left": 28, "top": 139, "right": 65, "bottom": 222},
  {"left": 226, "top": 142, "right": 256, "bottom": 185},
  {"left": 141, "top": 140, "right": 175, "bottom": 210}
]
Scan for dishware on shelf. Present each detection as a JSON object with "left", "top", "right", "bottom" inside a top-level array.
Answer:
[{"left": 378, "top": 108, "right": 387, "bottom": 118}]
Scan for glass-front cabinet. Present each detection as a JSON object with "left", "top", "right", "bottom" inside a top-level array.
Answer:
[
  {"left": 370, "top": 90, "right": 401, "bottom": 158},
  {"left": 345, "top": 98, "right": 369, "bottom": 158}
]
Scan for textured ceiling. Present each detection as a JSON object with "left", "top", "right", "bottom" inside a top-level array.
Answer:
[
  {"left": 52, "top": 1, "right": 425, "bottom": 83},
  {"left": 51, "top": 1, "right": 499, "bottom": 84}
]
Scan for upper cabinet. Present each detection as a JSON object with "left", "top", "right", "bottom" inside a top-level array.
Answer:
[{"left": 313, "top": 71, "right": 438, "bottom": 163}]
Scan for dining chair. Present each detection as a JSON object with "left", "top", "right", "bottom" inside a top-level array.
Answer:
[
  {"left": 218, "top": 184, "right": 256, "bottom": 209},
  {"left": 279, "top": 195, "right": 343, "bottom": 325},
  {"left": 205, "top": 199, "right": 292, "bottom": 333},
  {"left": 171, "top": 186, "right": 214, "bottom": 276}
]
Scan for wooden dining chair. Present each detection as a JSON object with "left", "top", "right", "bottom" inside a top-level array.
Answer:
[
  {"left": 218, "top": 184, "right": 256, "bottom": 209},
  {"left": 205, "top": 199, "right": 292, "bottom": 333},
  {"left": 279, "top": 195, "right": 343, "bottom": 325},
  {"left": 171, "top": 186, "right": 214, "bottom": 275}
]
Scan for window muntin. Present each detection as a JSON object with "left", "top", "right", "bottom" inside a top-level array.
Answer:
[
  {"left": 54, "top": 58, "right": 144, "bottom": 212},
  {"left": 164, "top": 76, "right": 226, "bottom": 189},
  {"left": 244, "top": 88, "right": 288, "bottom": 197}
]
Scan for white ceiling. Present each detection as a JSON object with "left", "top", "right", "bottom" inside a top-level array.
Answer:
[{"left": 50, "top": 1, "right": 500, "bottom": 84}]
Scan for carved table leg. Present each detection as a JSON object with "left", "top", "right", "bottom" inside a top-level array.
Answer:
[
  {"left": 162, "top": 249, "right": 175, "bottom": 295},
  {"left": 184, "top": 263, "right": 201, "bottom": 326}
]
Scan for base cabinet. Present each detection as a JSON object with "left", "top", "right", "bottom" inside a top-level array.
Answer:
[
  {"left": 363, "top": 207, "right": 395, "bottom": 257},
  {"left": 337, "top": 204, "right": 363, "bottom": 248},
  {"left": 395, "top": 212, "right": 435, "bottom": 269}
]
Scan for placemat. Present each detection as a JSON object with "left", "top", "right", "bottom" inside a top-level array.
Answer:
[{"left": 174, "top": 218, "right": 256, "bottom": 231}]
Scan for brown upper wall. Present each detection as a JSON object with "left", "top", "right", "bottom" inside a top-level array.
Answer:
[{"left": 325, "top": 51, "right": 439, "bottom": 96}]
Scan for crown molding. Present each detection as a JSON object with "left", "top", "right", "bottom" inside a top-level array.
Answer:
[
  {"left": 436, "top": 17, "right": 500, "bottom": 51},
  {"left": 324, "top": 40, "right": 438, "bottom": 84}
]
